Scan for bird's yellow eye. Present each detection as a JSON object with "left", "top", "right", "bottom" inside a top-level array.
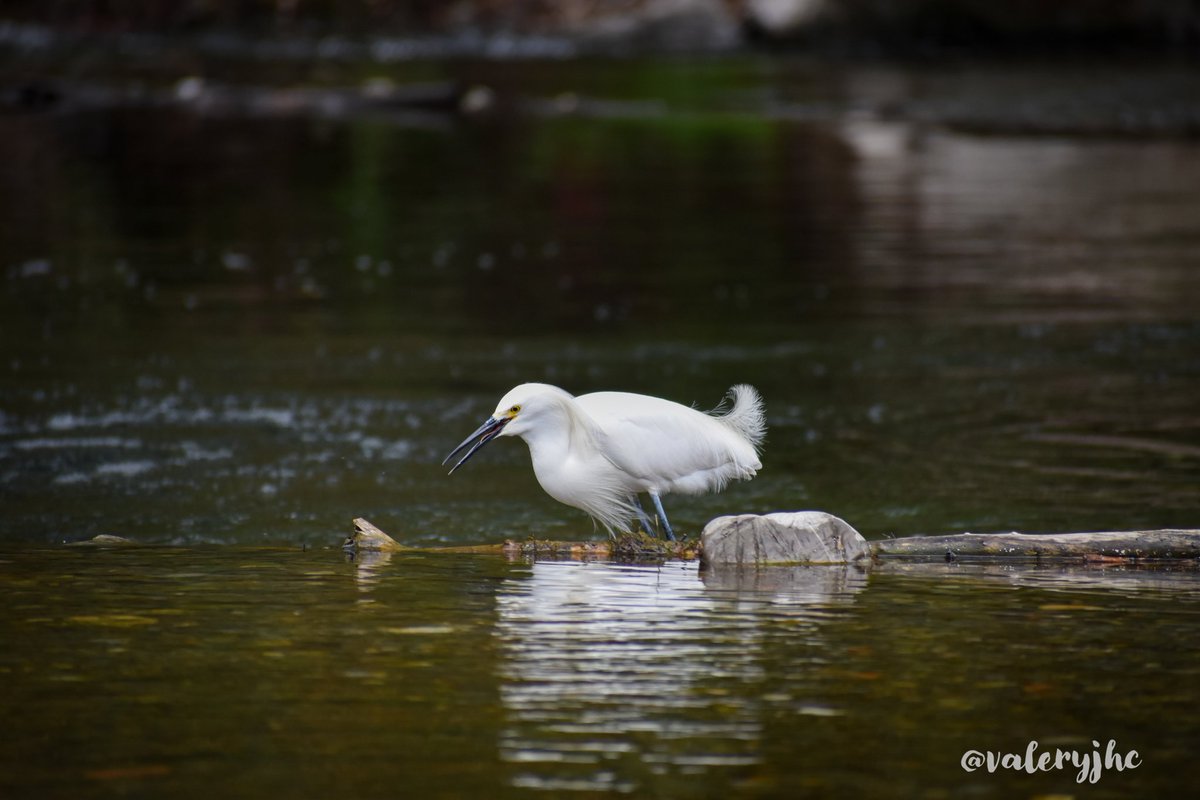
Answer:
[{"left": 509, "top": 404, "right": 521, "bottom": 415}]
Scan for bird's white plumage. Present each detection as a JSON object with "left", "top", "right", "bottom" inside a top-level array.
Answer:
[
  {"left": 451, "top": 383, "right": 765, "bottom": 534},
  {"left": 577, "top": 389, "right": 762, "bottom": 495}
]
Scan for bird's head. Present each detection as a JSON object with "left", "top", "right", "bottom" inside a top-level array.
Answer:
[{"left": 442, "top": 383, "right": 569, "bottom": 473}]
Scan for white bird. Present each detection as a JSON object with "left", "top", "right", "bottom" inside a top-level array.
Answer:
[{"left": 443, "top": 383, "right": 766, "bottom": 540}]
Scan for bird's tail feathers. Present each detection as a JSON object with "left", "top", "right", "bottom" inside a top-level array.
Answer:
[{"left": 712, "top": 384, "right": 766, "bottom": 451}]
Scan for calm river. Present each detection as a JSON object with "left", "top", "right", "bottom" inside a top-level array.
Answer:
[{"left": 1, "top": 55, "right": 1198, "bottom": 797}]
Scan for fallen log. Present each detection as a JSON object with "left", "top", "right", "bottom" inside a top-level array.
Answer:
[
  {"left": 345, "top": 515, "right": 1200, "bottom": 567},
  {"left": 346, "top": 517, "right": 696, "bottom": 560},
  {"left": 872, "top": 529, "right": 1200, "bottom": 561}
]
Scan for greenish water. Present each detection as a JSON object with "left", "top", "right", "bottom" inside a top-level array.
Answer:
[
  {"left": 2, "top": 61, "right": 1198, "bottom": 545},
  {"left": 2, "top": 546, "right": 1198, "bottom": 798},
  {"left": 1, "top": 56, "right": 1199, "bottom": 796}
]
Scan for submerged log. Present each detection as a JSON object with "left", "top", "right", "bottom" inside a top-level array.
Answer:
[
  {"left": 346, "top": 517, "right": 694, "bottom": 560},
  {"left": 873, "top": 529, "right": 1200, "bottom": 561},
  {"left": 347, "top": 516, "right": 1200, "bottom": 566}
]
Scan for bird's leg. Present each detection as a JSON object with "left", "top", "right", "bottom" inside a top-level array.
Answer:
[
  {"left": 649, "top": 492, "right": 676, "bottom": 541},
  {"left": 631, "top": 496, "right": 655, "bottom": 535}
]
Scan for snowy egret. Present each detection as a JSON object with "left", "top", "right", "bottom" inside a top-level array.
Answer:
[{"left": 443, "top": 383, "right": 765, "bottom": 539}]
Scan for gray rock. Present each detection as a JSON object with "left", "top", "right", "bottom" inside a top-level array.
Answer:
[
  {"left": 66, "top": 534, "right": 135, "bottom": 546},
  {"left": 700, "top": 511, "right": 872, "bottom": 566}
]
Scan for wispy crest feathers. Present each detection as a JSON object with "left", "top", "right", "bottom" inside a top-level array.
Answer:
[{"left": 709, "top": 384, "right": 766, "bottom": 452}]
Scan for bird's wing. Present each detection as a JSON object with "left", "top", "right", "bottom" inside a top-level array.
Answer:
[{"left": 577, "top": 392, "right": 751, "bottom": 488}]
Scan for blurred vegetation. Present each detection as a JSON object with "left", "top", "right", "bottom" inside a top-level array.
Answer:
[
  {"left": 765, "top": 0, "right": 1200, "bottom": 53},
  {"left": 1, "top": 0, "right": 444, "bottom": 35},
  {"left": 2, "top": 0, "right": 1198, "bottom": 54}
]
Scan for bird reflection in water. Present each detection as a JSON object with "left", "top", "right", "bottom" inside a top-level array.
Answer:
[{"left": 493, "top": 560, "right": 867, "bottom": 792}]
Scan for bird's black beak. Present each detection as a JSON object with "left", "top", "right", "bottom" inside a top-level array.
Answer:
[{"left": 443, "top": 416, "right": 509, "bottom": 474}]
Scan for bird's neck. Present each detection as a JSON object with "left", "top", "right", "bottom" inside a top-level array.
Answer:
[{"left": 519, "top": 396, "right": 603, "bottom": 472}]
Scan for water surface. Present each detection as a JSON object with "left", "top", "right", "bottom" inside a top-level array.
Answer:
[
  {"left": 2, "top": 546, "right": 1197, "bottom": 798},
  {"left": 1, "top": 55, "right": 1198, "bottom": 797},
  {"left": 2, "top": 59, "right": 1197, "bottom": 545}
]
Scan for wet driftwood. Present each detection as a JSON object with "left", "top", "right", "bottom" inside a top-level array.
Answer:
[
  {"left": 347, "top": 517, "right": 696, "bottom": 561},
  {"left": 873, "top": 529, "right": 1200, "bottom": 561},
  {"left": 347, "top": 515, "right": 1200, "bottom": 567}
]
